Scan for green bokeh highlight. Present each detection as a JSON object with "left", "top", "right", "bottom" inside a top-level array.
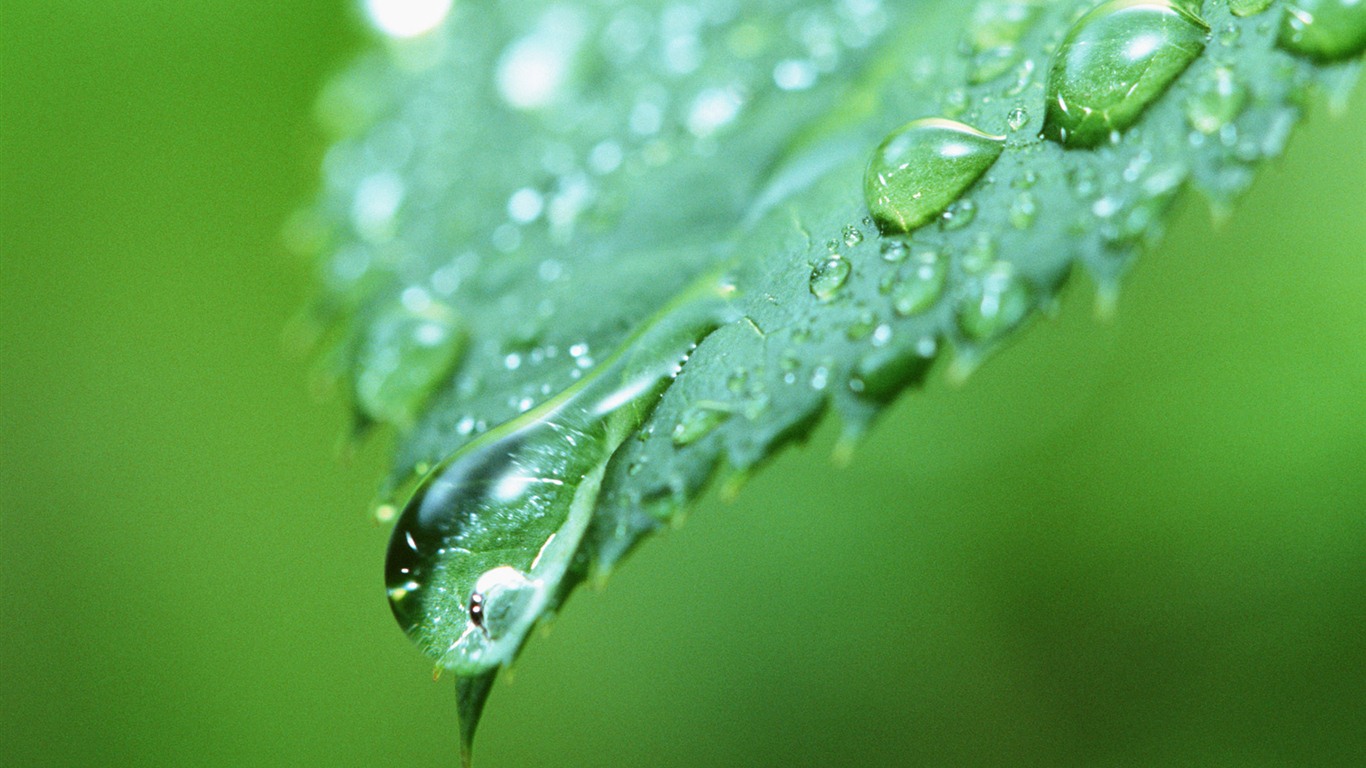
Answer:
[{"left": 2, "top": 3, "right": 1363, "bottom": 767}]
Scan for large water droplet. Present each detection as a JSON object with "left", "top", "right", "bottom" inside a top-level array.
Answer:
[
  {"left": 810, "top": 255, "right": 852, "bottom": 301},
  {"left": 355, "top": 291, "right": 467, "bottom": 427},
  {"left": 865, "top": 118, "right": 1006, "bottom": 235},
  {"left": 385, "top": 286, "right": 732, "bottom": 673},
  {"left": 1043, "top": 0, "right": 1210, "bottom": 149},
  {"left": 1278, "top": 0, "right": 1366, "bottom": 62}
]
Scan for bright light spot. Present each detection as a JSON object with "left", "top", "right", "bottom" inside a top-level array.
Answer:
[
  {"left": 773, "top": 59, "right": 818, "bottom": 91},
  {"left": 364, "top": 0, "right": 453, "bottom": 39},
  {"left": 351, "top": 172, "right": 404, "bottom": 241},
  {"left": 686, "top": 87, "right": 744, "bottom": 138},
  {"left": 496, "top": 11, "right": 587, "bottom": 111},
  {"left": 507, "top": 188, "right": 545, "bottom": 223}
]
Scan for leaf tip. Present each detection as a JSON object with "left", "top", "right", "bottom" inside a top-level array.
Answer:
[{"left": 456, "top": 672, "right": 498, "bottom": 767}]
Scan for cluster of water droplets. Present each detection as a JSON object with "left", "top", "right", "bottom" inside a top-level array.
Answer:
[{"left": 301, "top": 0, "right": 1366, "bottom": 680}]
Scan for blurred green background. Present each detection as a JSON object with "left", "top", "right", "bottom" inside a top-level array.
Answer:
[{"left": 2, "top": 2, "right": 1363, "bottom": 767}]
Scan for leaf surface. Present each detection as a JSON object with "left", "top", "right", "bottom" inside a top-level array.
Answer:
[{"left": 298, "top": 0, "right": 1363, "bottom": 752}]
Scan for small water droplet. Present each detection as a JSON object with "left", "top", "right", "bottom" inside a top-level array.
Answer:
[
  {"left": 842, "top": 225, "right": 865, "bottom": 247},
  {"left": 880, "top": 238, "right": 911, "bottom": 263},
  {"left": 1277, "top": 0, "right": 1366, "bottom": 62},
  {"left": 1012, "top": 169, "right": 1039, "bottom": 189},
  {"left": 1042, "top": 0, "right": 1209, "bottom": 149},
  {"left": 865, "top": 118, "right": 1005, "bottom": 235},
  {"left": 810, "top": 255, "right": 852, "bottom": 301},
  {"left": 1007, "top": 106, "right": 1030, "bottom": 131},
  {"left": 1185, "top": 67, "right": 1247, "bottom": 135},
  {"left": 671, "top": 405, "right": 730, "bottom": 446},
  {"left": 892, "top": 249, "right": 948, "bottom": 317},
  {"left": 941, "top": 198, "right": 978, "bottom": 230},
  {"left": 958, "top": 262, "right": 1035, "bottom": 341}
]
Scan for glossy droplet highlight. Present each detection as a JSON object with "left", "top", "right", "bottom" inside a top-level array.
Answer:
[
  {"left": 1043, "top": 0, "right": 1210, "bottom": 149},
  {"left": 1278, "top": 0, "right": 1366, "bottom": 62},
  {"left": 810, "top": 255, "right": 852, "bottom": 301},
  {"left": 355, "top": 292, "right": 467, "bottom": 427},
  {"left": 865, "top": 118, "right": 1006, "bottom": 235},
  {"left": 958, "top": 262, "right": 1035, "bottom": 341}
]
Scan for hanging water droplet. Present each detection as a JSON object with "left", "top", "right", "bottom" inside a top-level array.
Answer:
[
  {"left": 865, "top": 118, "right": 1005, "bottom": 235},
  {"left": 354, "top": 291, "right": 467, "bottom": 428},
  {"left": 1042, "top": 0, "right": 1210, "bottom": 149},
  {"left": 1185, "top": 67, "right": 1247, "bottom": 135},
  {"left": 958, "top": 262, "right": 1035, "bottom": 341},
  {"left": 1278, "top": 0, "right": 1366, "bottom": 62},
  {"left": 846, "top": 309, "right": 879, "bottom": 341},
  {"left": 671, "top": 404, "right": 731, "bottom": 446},
  {"left": 852, "top": 345, "right": 935, "bottom": 402},
  {"left": 892, "top": 249, "right": 948, "bottom": 317},
  {"left": 810, "top": 255, "right": 852, "bottom": 301},
  {"left": 1229, "top": 0, "right": 1273, "bottom": 16},
  {"left": 384, "top": 285, "right": 732, "bottom": 673}
]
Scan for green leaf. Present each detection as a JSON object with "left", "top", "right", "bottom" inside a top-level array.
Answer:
[{"left": 298, "top": 0, "right": 1363, "bottom": 752}]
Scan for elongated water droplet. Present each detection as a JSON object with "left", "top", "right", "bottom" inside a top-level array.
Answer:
[
  {"left": 810, "top": 255, "right": 852, "bottom": 301},
  {"left": 385, "top": 285, "right": 732, "bottom": 674},
  {"left": 1043, "top": 0, "right": 1210, "bottom": 149},
  {"left": 1278, "top": 0, "right": 1366, "bottom": 62},
  {"left": 671, "top": 404, "right": 730, "bottom": 446},
  {"left": 355, "top": 291, "right": 467, "bottom": 427},
  {"left": 892, "top": 249, "right": 948, "bottom": 317},
  {"left": 1185, "top": 67, "right": 1247, "bottom": 134},
  {"left": 865, "top": 118, "right": 1006, "bottom": 235},
  {"left": 958, "top": 262, "right": 1035, "bottom": 341}
]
